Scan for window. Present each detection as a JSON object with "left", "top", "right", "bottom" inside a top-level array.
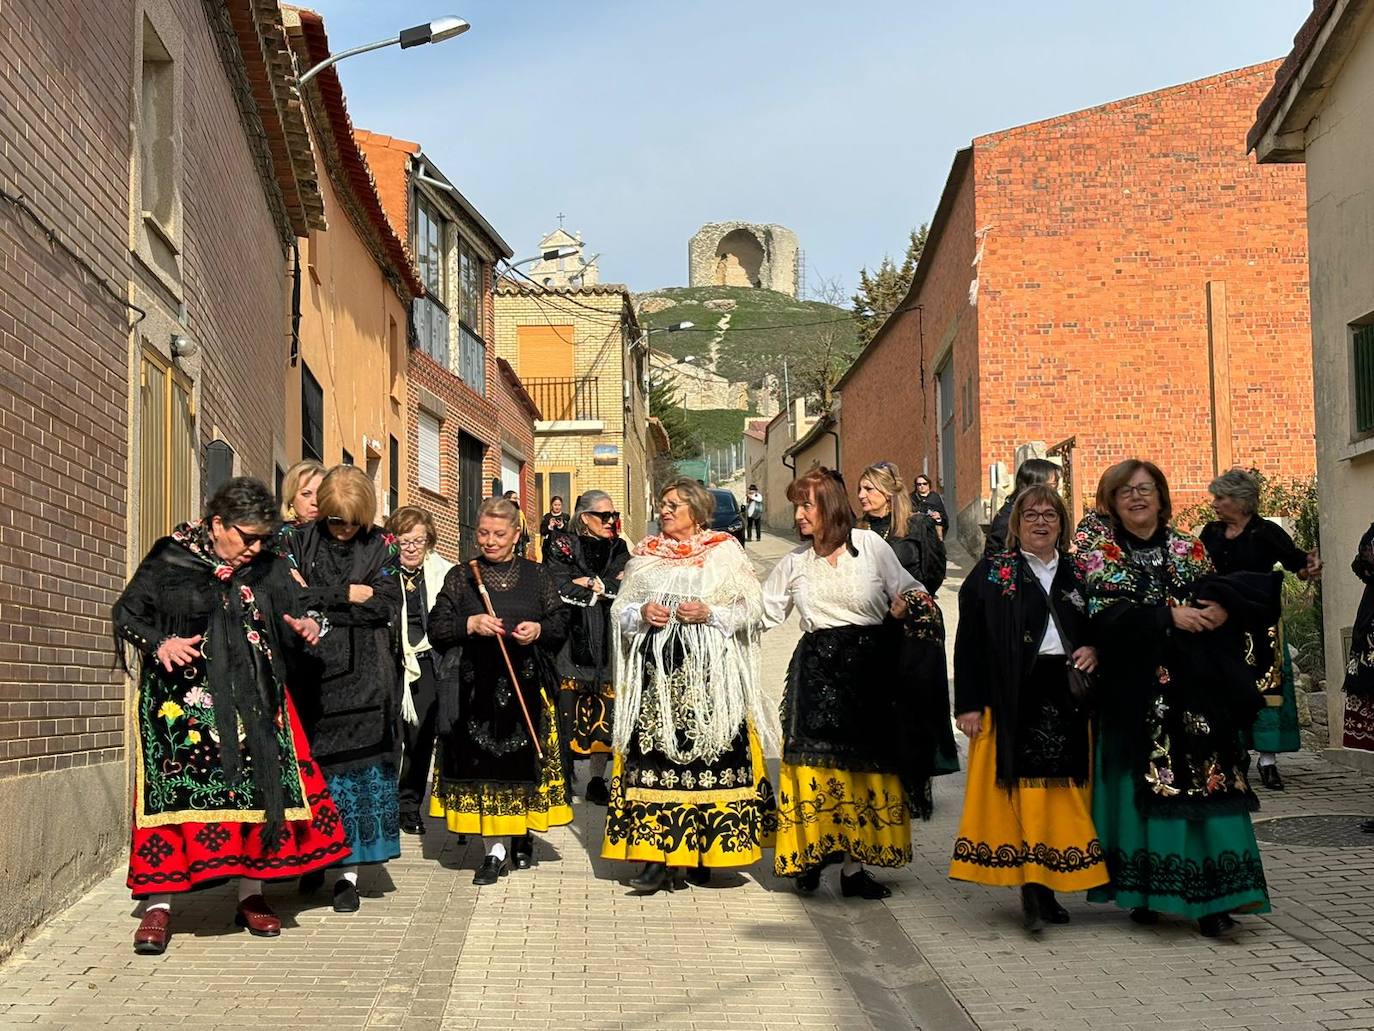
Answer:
[
  {"left": 1356, "top": 322, "right": 1374, "bottom": 435},
  {"left": 457, "top": 238, "right": 483, "bottom": 330},
  {"left": 139, "top": 346, "right": 195, "bottom": 556},
  {"left": 388, "top": 316, "right": 403, "bottom": 402},
  {"left": 301, "top": 361, "right": 324, "bottom": 462},
  {"left": 341, "top": 448, "right": 353, "bottom": 466},
  {"left": 459, "top": 324, "right": 486, "bottom": 395},
  {"left": 389, "top": 435, "right": 400, "bottom": 514},
  {"left": 418, "top": 411, "right": 441, "bottom": 493},
  {"left": 415, "top": 194, "right": 447, "bottom": 297},
  {"left": 136, "top": 14, "right": 180, "bottom": 285}
]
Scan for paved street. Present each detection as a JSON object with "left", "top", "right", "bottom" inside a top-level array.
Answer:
[{"left": 4, "top": 534, "right": 1374, "bottom": 1030}]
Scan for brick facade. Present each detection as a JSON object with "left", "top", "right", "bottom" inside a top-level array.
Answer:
[
  {"left": 0, "top": 0, "right": 313, "bottom": 954},
  {"left": 838, "top": 63, "right": 1313, "bottom": 549}
]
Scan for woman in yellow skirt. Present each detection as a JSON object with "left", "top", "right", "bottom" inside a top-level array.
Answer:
[
  {"left": 761, "top": 468, "right": 948, "bottom": 900},
  {"left": 950, "top": 484, "right": 1108, "bottom": 930},
  {"left": 427, "top": 497, "right": 574, "bottom": 885},
  {"left": 603, "top": 478, "right": 779, "bottom": 894}
]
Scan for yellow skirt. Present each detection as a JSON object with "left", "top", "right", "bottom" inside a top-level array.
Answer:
[
  {"left": 600, "top": 731, "right": 776, "bottom": 868},
  {"left": 948, "top": 709, "right": 1108, "bottom": 892},
  {"left": 429, "top": 695, "right": 575, "bottom": 837},
  {"left": 774, "top": 763, "right": 911, "bottom": 877}
]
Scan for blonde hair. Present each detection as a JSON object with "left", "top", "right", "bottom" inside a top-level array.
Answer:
[
  {"left": 477, "top": 496, "right": 520, "bottom": 527},
  {"left": 281, "top": 459, "right": 326, "bottom": 521},
  {"left": 857, "top": 461, "right": 912, "bottom": 532},
  {"left": 316, "top": 465, "right": 377, "bottom": 527}
]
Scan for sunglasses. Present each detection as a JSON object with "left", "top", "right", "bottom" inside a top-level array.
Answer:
[
  {"left": 586, "top": 511, "right": 620, "bottom": 522},
  {"left": 232, "top": 525, "right": 275, "bottom": 547}
]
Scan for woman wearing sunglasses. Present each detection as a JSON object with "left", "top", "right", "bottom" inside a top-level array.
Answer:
[
  {"left": 283, "top": 465, "right": 404, "bottom": 914},
  {"left": 544, "top": 491, "right": 630, "bottom": 805},
  {"left": 116, "top": 477, "right": 347, "bottom": 954}
]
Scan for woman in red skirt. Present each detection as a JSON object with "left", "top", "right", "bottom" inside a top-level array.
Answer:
[{"left": 114, "top": 477, "right": 349, "bottom": 954}]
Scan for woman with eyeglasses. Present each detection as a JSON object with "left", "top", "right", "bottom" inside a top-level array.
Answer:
[
  {"left": 857, "top": 461, "right": 946, "bottom": 594},
  {"left": 428, "top": 497, "right": 574, "bottom": 884},
  {"left": 911, "top": 474, "right": 949, "bottom": 540},
  {"left": 544, "top": 490, "right": 630, "bottom": 806},
  {"left": 950, "top": 484, "right": 1106, "bottom": 932},
  {"left": 115, "top": 477, "right": 348, "bottom": 955},
  {"left": 763, "top": 467, "right": 954, "bottom": 900},
  {"left": 382, "top": 506, "right": 454, "bottom": 836},
  {"left": 603, "top": 477, "right": 778, "bottom": 894},
  {"left": 1075, "top": 459, "right": 1271, "bottom": 936},
  {"left": 283, "top": 465, "right": 403, "bottom": 913}
]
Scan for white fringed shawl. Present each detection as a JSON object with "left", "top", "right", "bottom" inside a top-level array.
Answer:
[{"left": 610, "top": 532, "right": 778, "bottom": 763}]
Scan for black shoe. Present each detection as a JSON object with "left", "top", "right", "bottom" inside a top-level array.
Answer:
[
  {"left": 400, "top": 812, "right": 425, "bottom": 835},
  {"left": 1036, "top": 886, "right": 1070, "bottom": 924},
  {"left": 473, "top": 854, "right": 509, "bottom": 886},
  {"left": 840, "top": 869, "right": 891, "bottom": 900},
  {"left": 685, "top": 866, "right": 712, "bottom": 887},
  {"left": 512, "top": 834, "right": 534, "bottom": 870},
  {"left": 332, "top": 880, "right": 360, "bottom": 913},
  {"left": 1198, "top": 912, "right": 1236, "bottom": 937},
  {"left": 795, "top": 867, "right": 822, "bottom": 895},
  {"left": 1021, "top": 884, "right": 1046, "bottom": 932},
  {"left": 1130, "top": 907, "right": 1159, "bottom": 925},
  {"left": 585, "top": 776, "right": 610, "bottom": 806},
  {"left": 629, "top": 861, "right": 677, "bottom": 894},
  {"left": 1362, "top": 818, "right": 1374, "bottom": 834},
  {"left": 299, "top": 869, "right": 325, "bottom": 895},
  {"left": 1259, "top": 764, "right": 1284, "bottom": 791}
]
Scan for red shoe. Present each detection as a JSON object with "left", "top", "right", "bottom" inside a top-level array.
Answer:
[
  {"left": 134, "top": 907, "right": 171, "bottom": 955},
  {"left": 234, "top": 894, "right": 282, "bottom": 937}
]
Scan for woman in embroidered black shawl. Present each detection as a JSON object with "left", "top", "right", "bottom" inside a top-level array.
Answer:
[
  {"left": 1077, "top": 459, "right": 1271, "bottom": 937},
  {"left": 950, "top": 485, "right": 1106, "bottom": 931},
  {"left": 115, "top": 477, "right": 348, "bottom": 955},
  {"left": 283, "top": 465, "right": 403, "bottom": 913},
  {"left": 544, "top": 489, "right": 629, "bottom": 806},
  {"left": 1344, "top": 523, "right": 1374, "bottom": 763},
  {"left": 428, "top": 497, "right": 574, "bottom": 885}
]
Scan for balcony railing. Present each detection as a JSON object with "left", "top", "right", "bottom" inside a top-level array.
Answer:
[
  {"left": 459, "top": 323, "right": 486, "bottom": 396},
  {"left": 413, "top": 296, "right": 450, "bottom": 368},
  {"left": 524, "top": 377, "right": 599, "bottom": 422}
]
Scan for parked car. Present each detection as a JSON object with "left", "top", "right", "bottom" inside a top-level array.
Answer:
[{"left": 709, "top": 489, "right": 746, "bottom": 545}]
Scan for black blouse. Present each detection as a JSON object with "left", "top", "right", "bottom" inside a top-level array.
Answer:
[{"left": 1200, "top": 518, "right": 1306, "bottom": 577}]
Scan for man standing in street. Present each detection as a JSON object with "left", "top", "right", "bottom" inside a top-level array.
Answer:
[{"left": 745, "top": 484, "right": 764, "bottom": 541}]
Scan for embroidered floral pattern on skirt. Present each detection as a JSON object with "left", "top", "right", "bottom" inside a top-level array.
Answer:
[
  {"left": 773, "top": 764, "right": 911, "bottom": 877},
  {"left": 327, "top": 760, "right": 401, "bottom": 865},
  {"left": 559, "top": 675, "right": 614, "bottom": 756}
]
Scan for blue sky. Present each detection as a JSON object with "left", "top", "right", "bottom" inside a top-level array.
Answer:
[{"left": 308, "top": 1, "right": 1311, "bottom": 298}]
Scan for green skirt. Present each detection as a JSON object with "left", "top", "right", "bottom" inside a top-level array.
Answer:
[
  {"left": 1087, "top": 722, "right": 1270, "bottom": 918},
  {"left": 1249, "top": 623, "right": 1300, "bottom": 754}
]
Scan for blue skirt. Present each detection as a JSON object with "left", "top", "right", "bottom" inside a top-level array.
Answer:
[{"left": 326, "top": 760, "right": 401, "bottom": 865}]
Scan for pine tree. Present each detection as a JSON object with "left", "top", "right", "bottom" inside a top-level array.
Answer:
[{"left": 851, "top": 224, "right": 928, "bottom": 346}]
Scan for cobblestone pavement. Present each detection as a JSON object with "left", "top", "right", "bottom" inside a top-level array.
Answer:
[{"left": 4, "top": 534, "right": 1374, "bottom": 1029}]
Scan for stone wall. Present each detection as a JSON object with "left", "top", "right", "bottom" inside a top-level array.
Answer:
[{"left": 688, "top": 222, "right": 799, "bottom": 297}]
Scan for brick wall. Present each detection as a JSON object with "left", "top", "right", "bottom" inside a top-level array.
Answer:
[{"left": 973, "top": 62, "right": 1312, "bottom": 515}]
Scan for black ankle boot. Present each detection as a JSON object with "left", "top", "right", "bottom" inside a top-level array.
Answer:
[
  {"left": 1021, "top": 884, "right": 1045, "bottom": 932},
  {"left": 630, "top": 862, "right": 673, "bottom": 894},
  {"left": 1036, "top": 885, "right": 1069, "bottom": 924}
]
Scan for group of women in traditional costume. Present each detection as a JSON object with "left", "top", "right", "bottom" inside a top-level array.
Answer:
[{"left": 950, "top": 458, "right": 1318, "bottom": 938}]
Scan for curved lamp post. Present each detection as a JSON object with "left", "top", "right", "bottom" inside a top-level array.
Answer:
[{"left": 298, "top": 16, "right": 470, "bottom": 87}]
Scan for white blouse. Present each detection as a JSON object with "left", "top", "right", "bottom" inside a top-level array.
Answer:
[
  {"left": 761, "top": 529, "right": 920, "bottom": 633},
  {"left": 1023, "top": 549, "right": 1066, "bottom": 656}
]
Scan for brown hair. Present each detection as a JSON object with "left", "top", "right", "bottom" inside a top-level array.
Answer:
[
  {"left": 786, "top": 465, "right": 854, "bottom": 555},
  {"left": 659, "top": 477, "right": 714, "bottom": 529},
  {"left": 281, "top": 459, "right": 326, "bottom": 521},
  {"left": 1099, "top": 458, "right": 1172, "bottom": 527},
  {"left": 857, "top": 461, "right": 912, "bottom": 531},
  {"left": 1007, "top": 483, "right": 1072, "bottom": 552},
  {"left": 477, "top": 496, "right": 520, "bottom": 527},
  {"left": 316, "top": 465, "right": 377, "bottom": 527},
  {"left": 385, "top": 505, "right": 437, "bottom": 548}
]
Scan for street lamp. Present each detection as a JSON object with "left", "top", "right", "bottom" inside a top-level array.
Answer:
[{"left": 298, "top": 16, "right": 470, "bottom": 86}]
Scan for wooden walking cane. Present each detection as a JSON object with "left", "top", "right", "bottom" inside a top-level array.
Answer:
[{"left": 468, "top": 560, "right": 543, "bottom": 760}]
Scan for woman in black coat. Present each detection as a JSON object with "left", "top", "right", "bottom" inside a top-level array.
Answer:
[
  {"left": 543, "top": 490, "right": 629, "bottom": 805},
  {"left": 283, "top": 465, "right": 402, "bottom": 913},
  {"left": 950, "top": 484, "right": 1105, "bottom": 932}
]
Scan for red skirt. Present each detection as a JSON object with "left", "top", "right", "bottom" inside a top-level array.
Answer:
[{"left": 127, "top": 696, "right": 351, "bottom": 896}]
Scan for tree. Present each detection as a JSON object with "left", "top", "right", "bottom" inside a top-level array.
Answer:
[
  {"left": 851, "top": 224, "right": 928, "bottom": 347},
  {"left": 786, "top": 276, "right": 861, "bottom": 408},
  {"left": 647, "top": 375, "right": 693, "bottom": 460}
]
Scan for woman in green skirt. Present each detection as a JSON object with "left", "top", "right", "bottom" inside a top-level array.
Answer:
[{"left": 1075, "top": 459, "right": 1271, "bottom": 937}]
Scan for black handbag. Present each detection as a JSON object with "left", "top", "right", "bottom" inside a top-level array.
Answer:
[{"left": 1028, "top": 570, "right": 1096, "bottom": 708}]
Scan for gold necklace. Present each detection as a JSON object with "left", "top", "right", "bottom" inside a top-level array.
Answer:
[{"left": 401, "top": 567, "right": 422, "bottom": 593}]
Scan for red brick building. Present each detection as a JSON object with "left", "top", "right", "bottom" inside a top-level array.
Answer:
[
  {"left": 0, "top": 0, "right": 322, "bottom": 953},
  {"left": 357, "top": 132, "right": 536, "bottom": 560},
  {"left": 836, "top": 62, "right": 1313, "bottom": 550}
]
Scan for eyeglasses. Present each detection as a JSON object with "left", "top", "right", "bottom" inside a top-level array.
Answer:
[
  {"left": 914, "top": 480, "right": 930, "bottom": 488},
  {"left": 1020, "top": 510, "right": 1061, "bottom": 524},
  {"left": 232, "top": 525, "right": 274, "bottom": 547},
  {"left": 658, "top": 500, "right": 684, "bottom": 513},
  {"left": 1115, "top": 483, "right": 1158, "bottom": 499},
  {"left": 397, "top": 537, "right": 428, "bottom": 551},
  {"left": 586, "top": 511, "right": 620, "bottom": 522},
  {"left": 326, "top": 516, "right": 359, "bottom": 528}
]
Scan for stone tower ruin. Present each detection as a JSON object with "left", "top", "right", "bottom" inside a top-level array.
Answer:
[{"left": 688, "top": 222, "right": 799, "bottom": 297}]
